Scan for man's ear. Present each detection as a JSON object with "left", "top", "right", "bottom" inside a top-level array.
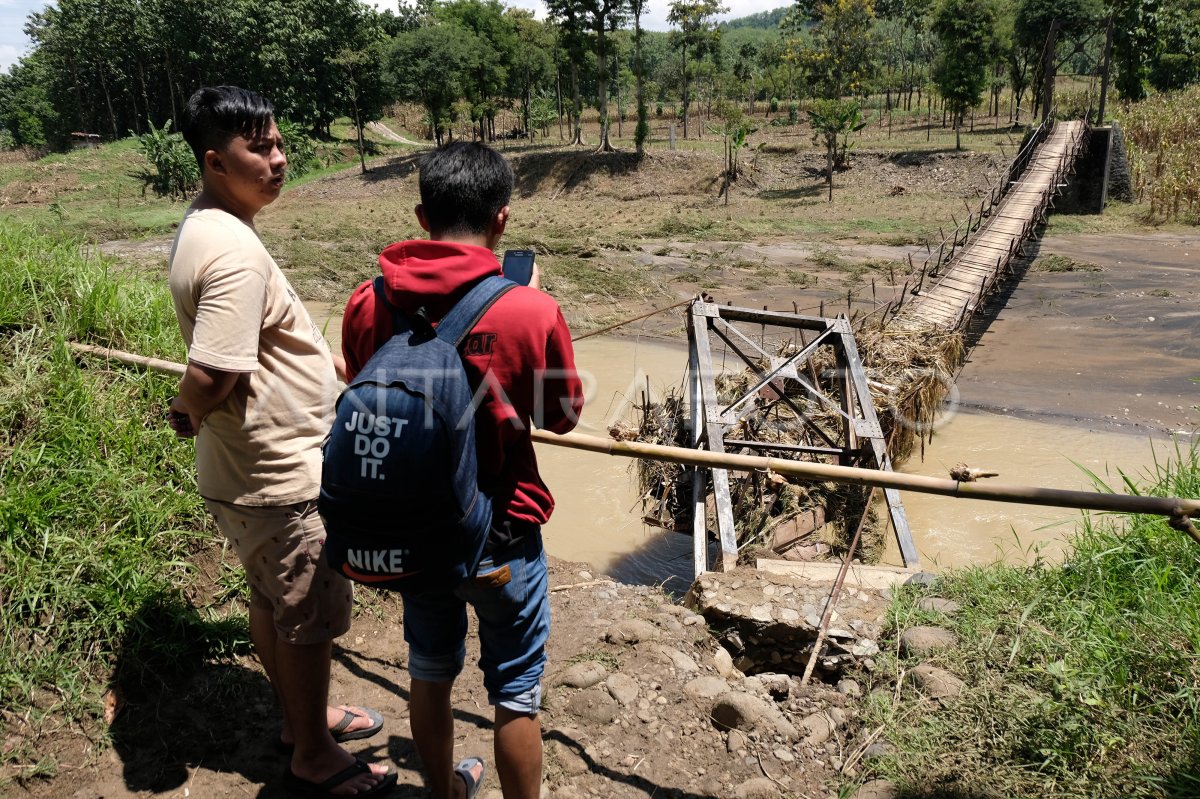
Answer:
[
  {"left": 415, "top": 204, "right": 431, "bottom": 233},
  {"left": 493, "top": 205, "right": 510, "bottom": 236},
  {"left": 203, "top": 149, "right": 224, "bottom": 176}
]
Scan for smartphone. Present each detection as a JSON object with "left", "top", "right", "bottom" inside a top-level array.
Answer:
[{"left": 502, "top": 249, "right": 536, "bottom": 286}]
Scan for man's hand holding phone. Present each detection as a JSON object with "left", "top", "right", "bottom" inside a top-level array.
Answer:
[{"left": 503, "top": 249, "right": 538, "bottom": 288}]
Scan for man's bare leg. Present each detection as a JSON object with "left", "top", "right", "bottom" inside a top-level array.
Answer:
[
  {"left": 410, "top": 677, "right": 457, "bottom": 799},
  {"left": 494, "top": 707, "right": 542, "bottom": 799},
  {"left": 250, "top": 607, "right": 387, "bottom": 793},
  {"left": 249, "top": 605, "right": 379, "bottom": 744}
]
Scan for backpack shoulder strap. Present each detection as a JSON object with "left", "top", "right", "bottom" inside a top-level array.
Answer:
[
  {"left": 372, "top": 276, "right": 412, "bottom": 334},
  {"left": 435, "top": 275, "right": 517, "bottom": 348}
]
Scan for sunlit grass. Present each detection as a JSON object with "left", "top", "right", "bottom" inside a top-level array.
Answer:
[{"left": 858, "top": 442, "right": 1200, "bottom": 798}]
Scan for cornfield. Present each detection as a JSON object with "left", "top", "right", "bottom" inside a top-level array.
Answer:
[{"left": 1117, "top": 85, "right": 1200, "bottom": 223}]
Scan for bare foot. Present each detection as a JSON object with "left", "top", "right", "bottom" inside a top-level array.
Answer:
[{"left": 280, "top": 704, "right": 380, "bottom": 746}]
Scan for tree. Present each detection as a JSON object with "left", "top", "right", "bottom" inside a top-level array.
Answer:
[
  {"left": 507, "top": 9, "right": 555, "bottom": 139},
  {"left": 668, "top": 0, "right": 727, "bottom": 139},
  {"left": 931, "top": 0, "right": 995, "bottom": 149},
  {"left": 807, "top": 98, "right": 865, "bottom": 201},
  {"left": 802, "top": 0, "right": 878, "bottom": 100},
  {"left": 583, "top": 0, "right": 628, "bottom": 151},
  {"left": 630, "top": 0, "right": 651, "bottom": 153},
  {"left": 437, "top": 0, "right": 517, "bottom": 142},
  {"left": 1014, "top": 0, "right": 1102, "bottom": 117},
  {"left": 388, "top": 24, "right": 469, "bottom": 146},
  {"left": 546, "top": 0, "right": 590, "bottom": 145}
]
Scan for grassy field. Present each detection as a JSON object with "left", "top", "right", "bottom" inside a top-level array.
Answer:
[
  {"left": 855, "top": 445, "right": 1200, "bottom": 798},
  {"left": 0, "top": 221, "right": 248, "bottom": 767}
]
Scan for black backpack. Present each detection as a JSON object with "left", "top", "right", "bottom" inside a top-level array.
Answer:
[{"left": 319, "top": 275, "right": 515, "bottom": 592}]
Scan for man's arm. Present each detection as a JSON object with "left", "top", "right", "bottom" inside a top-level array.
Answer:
[{"left": 167, "top": 362, "right": 241, "bottom": 438}]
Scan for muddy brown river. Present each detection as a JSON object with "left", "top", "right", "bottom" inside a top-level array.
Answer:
[{"left": 308, "top": 231, "right": 1198, "bottom": 584}]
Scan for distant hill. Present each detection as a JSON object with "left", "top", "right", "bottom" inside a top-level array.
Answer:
[{"left": 721, "top": 6, "right": 789, "bottom": 30}]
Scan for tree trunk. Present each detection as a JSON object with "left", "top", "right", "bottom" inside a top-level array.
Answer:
[
  {"left": 827, "top": 140, "right": 834, "bottom": 202},
  {"left": 570, "top": 62, "right": 584, "bottom": 145},
  {"left": 680, "top": 41, "right": 690, "bottom": 139},
  {"left": 556, "top": 64, "right": 565, "bottom": 141},
  {"left": 98, "top": 66, "right": 119, "bottom": 140}
]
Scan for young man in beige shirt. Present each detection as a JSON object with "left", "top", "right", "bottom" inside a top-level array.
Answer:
[{"left": 167, "top": 85, "right": 395, "bottom": 798}]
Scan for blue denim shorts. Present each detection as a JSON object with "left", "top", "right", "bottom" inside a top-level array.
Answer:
[{"left": 401, "top": 531, "right": 549, "bottom": 714}]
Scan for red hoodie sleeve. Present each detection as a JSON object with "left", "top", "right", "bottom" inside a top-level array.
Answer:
[
  {"left": 341, "top": 279, "right": 393, "bottom": 381},
  {"left": 538, "top": 307, "right": 584, "bottom": 435}
]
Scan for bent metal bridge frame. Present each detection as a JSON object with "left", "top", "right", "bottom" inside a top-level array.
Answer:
[{"left": 684, "top": 300, "right": 918, "bottom": 576}]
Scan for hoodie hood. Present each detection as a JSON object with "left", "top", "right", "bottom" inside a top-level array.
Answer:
[{"left": 378, "top": 239, "right": 501, "bottom": 321}]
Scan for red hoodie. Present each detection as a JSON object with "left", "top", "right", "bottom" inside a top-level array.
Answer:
[{"left": 342, "top": 240, "right": 584, "bottom": 526}]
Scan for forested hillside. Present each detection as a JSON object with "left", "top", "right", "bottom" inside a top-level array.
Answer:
[{"left": 1, "top": 0, "right": 1196, "bottom": 153}]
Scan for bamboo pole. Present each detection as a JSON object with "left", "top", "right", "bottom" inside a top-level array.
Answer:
[
  {"left": 528, "top": 430, "right": 1200, "bottom": 540},
  {"left": 68, "top": 342, "right": 1200, "bottom": 540}
]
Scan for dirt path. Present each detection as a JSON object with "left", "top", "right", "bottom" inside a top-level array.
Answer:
[{"left": 367, "top": 121, "right": 427, "bottom": 147}]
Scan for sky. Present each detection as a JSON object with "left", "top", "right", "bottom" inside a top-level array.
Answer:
[{"left": 0, "top": 0, "right": 789, "bottom": 74}]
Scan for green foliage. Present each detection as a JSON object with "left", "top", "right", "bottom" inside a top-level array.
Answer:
[
  {"left": 14, "top": 0, "right": 388, "bottom": 147},
  {"left": 793, "top": 0, "right": 878, "bottom": 99},
  {"left": 865, "top": 443, "right": 1200, "bottom": 798},
  {"left": 808, "top": 98, "right": 866, "bottom": 200},
  {"left": 275, "top": 119, "right": 319, "bottom": 181},
  {"left": 135, "top": 119, "right": 199, "bottom": 199},
  {"left": 932, "top": 0, "right": 996, "bottom": 148},
  {"left": 0, "top": 222, "right": 245, "bottom": 723}
]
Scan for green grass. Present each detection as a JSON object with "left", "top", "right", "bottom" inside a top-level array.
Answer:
[
  {"left": 0, "top": 221, "right": 247, "bottom": 737},
  {"left": 0, "top": 127, "right": 389, "bottom": 242},
  {"left": 856, "top": 442, "right": 1200, "bottom": 798}
]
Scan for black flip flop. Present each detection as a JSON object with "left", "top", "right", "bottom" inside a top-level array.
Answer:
[
  {"left": 276, "top": 706, "right": 385, "bottom": 752},
  {"left": 283, "top": 758, "right": 398, "bottom": 798},
  {"left": 330, "top": 706, "right": 385, "bottom": 742}
]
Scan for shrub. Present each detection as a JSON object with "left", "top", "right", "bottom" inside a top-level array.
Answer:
[{"left": 135, "top": 118, "right": 198, "bottom": 199}]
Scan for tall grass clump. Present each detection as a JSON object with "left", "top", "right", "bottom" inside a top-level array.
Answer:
[
  {"left": 0, "top": 222, "right": 245, "bottom": 732},
  {"left": 860, "top": 443, "right": 1200, "bottom": 798}
]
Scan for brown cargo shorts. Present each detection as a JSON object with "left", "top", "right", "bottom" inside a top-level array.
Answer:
[{"left": 204, "top": 498, "right": 353, "bottom": 645}]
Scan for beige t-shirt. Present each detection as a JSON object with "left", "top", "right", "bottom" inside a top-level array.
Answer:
[{"left": 168, "top": 205, "right": 337, "bottom": 506}]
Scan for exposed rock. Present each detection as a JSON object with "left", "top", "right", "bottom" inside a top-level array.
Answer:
[
  {"left": 909, "top": 663, "right": 966, "bottom": 699},
  {"left": 837, "top": 678, "right": 863, "bottom": 698},
  {"left": 558, "top": 661, "right": 608, "bottom": 689},
  {"left": 918, "top": 597, "right": 962, "bottom": 615},
  {"left": 713, "top": 646, "right": 738, "bottom": 678},
  {"left": 733, "top": 777, "right": 779, "bottom": 799},
  {"left": 799, "top": 712, "right": 835, "bottom": 745},
  {"left": 655, "top": 645, "right": 700, "bottom": 674},
  {"left": 727, "top": 729, "right": 748, "bottom": 753},
  {"left": 904, "top": 572, "right": 939, "bottom": 588},
  {"left": 566, "top": 689, "right": 619, "bottom": 724},
  {"left": 899, "top": 625, "right": 957, "bottom": 656},
  {"left": 711, "top": 692, "right": 799, "bottom": 740},
  {"left": 547, "top": 739, "right": 589, "bottom": 775},
  {"left": 605, "top": 619, "right": 661, "bottom": 645},
  {"left": 861, "top": 742, "right": 895, "bottom": 763},
  {"left": 684, "top": 676, "right": 730, "bottom": 702},
  {"left": 851, "top": 779, "right": 901, "bottom": 799},
  {"left": 605, "top": 673, "right": 639, "bottom": 706}
]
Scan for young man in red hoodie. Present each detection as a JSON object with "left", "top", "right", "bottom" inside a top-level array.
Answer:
[{"left": 340, "top": 141, "right": 584, "bottom": 799}]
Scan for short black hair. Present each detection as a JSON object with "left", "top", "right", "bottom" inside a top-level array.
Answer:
[
  {"left": 418, "top": 142, "right": 514, "bottom": 236},
  {"left": 180, "top": 86, "right": 275, "bottom": 173}
]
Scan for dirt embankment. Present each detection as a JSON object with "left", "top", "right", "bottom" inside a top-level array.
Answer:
[{"left": 8, "top": 558, "right": 907, "bottom": 799}]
